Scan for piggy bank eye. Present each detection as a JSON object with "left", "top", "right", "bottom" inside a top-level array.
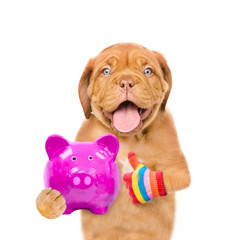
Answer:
[
  {"left": 88, "top": 155, "right": 94, "bottom": 161},
  {"left": 71, "top": 156, "right": 77, "bottom": 161}
]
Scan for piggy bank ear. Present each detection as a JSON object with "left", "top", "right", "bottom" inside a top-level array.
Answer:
[
  {"left": 95, "top": 134, "right": 119, "bottom": 160},
  {"left": 45, "top": 135, "right": 70, "bottom": 160}
]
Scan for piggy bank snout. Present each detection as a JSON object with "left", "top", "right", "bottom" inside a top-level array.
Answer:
[{"left": 70, "top": 172, "right": 95, "bottom": 188}]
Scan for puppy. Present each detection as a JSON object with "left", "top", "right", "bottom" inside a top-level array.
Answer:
[{"left": 36, "top": 43, "right": 191, "bottom": 240}]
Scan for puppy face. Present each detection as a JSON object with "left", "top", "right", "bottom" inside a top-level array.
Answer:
[{"left": 79, "top": 43, "right": 172, "bottom": 136}]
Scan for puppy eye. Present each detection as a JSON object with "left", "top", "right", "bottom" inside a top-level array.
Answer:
[
  {"left": 101, "top": 68, "right": 111, "bottom": 76},
  {"left": 144, "top": 67, "right": 153, "bottom": 75},
  {"left": 71, "top": 156, "right": 77, "bottom": 161}
]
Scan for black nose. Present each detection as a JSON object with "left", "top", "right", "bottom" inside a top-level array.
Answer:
[{"left": 119, "top": 79, "right": 135, "bottom": 90}]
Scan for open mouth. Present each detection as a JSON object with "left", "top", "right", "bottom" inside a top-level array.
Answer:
[{"left": 102, "top": 101, "right": 153, "bottom": 133}]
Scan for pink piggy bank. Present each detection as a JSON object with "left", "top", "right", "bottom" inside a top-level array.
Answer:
[{"left": 44, "top": 134, "right": 120, "bottom": 215}]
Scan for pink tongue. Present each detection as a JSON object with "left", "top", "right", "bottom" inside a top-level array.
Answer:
[{"left": 113, "top": 102, "right": 141, "bottom": 132}]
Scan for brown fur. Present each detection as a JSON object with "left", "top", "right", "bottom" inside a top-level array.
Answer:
[
  {"left": 36, "top": 43, "right": 190, "bottom": 240},
  {"left": 76, "top": 43, "right": 190, "bottom": 240}
]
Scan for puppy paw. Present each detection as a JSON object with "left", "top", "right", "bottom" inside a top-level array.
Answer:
[{"left": 36, "top": 188, "right": 66, "bottom": 219}]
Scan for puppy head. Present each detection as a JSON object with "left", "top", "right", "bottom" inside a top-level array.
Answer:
[{"left": 79, "top": 43, "right": 172, "bottom": 136}]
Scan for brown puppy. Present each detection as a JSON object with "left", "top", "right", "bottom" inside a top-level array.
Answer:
[{"left": 36, "top": 43, "right": 191, "bottom": 240}]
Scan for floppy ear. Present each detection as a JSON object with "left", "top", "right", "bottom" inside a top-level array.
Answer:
[
  {"left": 153, "top": 51, "right": 172, "bottom": 111},
  {"left": 78, "top": 58, "right": 95, "bottom": 119}
]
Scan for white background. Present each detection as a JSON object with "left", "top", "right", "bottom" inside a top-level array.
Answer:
[{"left": 0, "top": 0, "right": 247, "bottom": 239}]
